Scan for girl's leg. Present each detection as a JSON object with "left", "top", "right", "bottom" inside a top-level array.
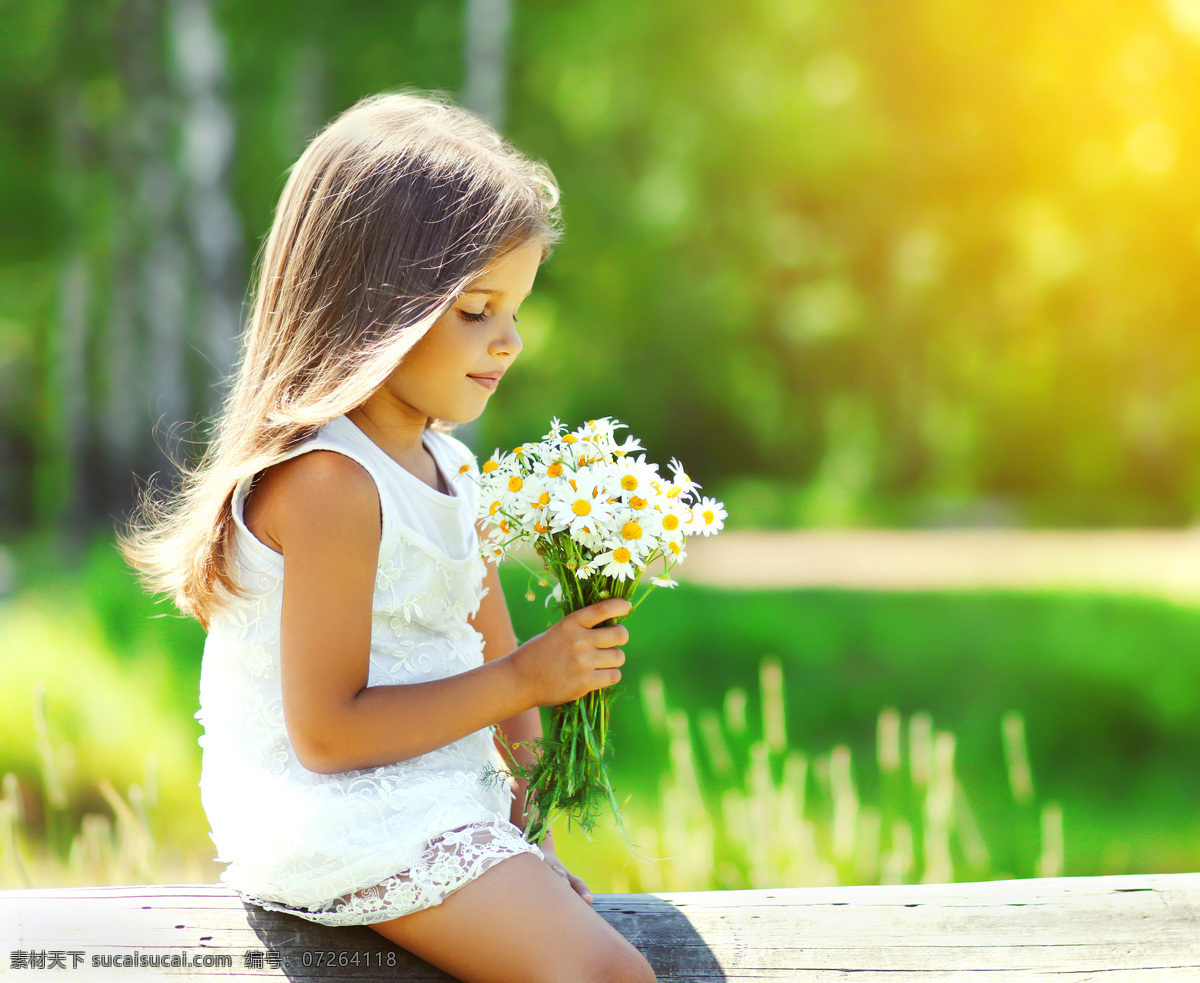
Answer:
[{"left": 369, "top": 853, "right": 656, "bottom": 983}]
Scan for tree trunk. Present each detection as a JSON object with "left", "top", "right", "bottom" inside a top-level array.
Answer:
[
  {"left": 46, "top": 0, "right": 240, "bottom": 529},
  {"left": 461, "top": 0, "right": 512, "bottom": 128}
]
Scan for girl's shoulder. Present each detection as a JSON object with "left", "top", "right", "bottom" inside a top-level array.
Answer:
[{"left": 242, "top": 450, "right": 380, "bottom": 557}]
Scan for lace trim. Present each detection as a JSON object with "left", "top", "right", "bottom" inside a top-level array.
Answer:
[{"left": 243, "top": 821, "right": 542, "bottom": 926}]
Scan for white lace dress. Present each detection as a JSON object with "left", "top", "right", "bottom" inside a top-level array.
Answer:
[{"left": 197, "top": 415, "right": 541, "bottom": 926}]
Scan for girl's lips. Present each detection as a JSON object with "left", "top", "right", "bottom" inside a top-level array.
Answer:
[{"left": 468, "top": 374, "right": 500, "bottom": 391}]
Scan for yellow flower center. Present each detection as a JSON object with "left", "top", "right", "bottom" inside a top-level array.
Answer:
[
  {"left": 703, "top": 509, "right": 715, "bottom": 524},
  {"left": 508, "top": 476, "right": 523, "bottom": 492},
  {"left": 669, "top": 541, "right": 681, "bottom": 555},
  {"left": 514, "top": 445, "right": 525, "bottom": 454},
  {"left": 613, "top": 547, "right": 632, "bottom": 564},
  {"left": 629, "top": 496, "right": 647, "bottom": 510},
  {"left": 536, "top": 492, "right": 550, "bottom": 507},
  {"left": 482, "top": 461, "right": 499, "bottom": 473},
  {"left": 621, "top": 521, "right": 643, "bottom": 540},
  {"left": 458, "top": 463, "right": 470, "bottom": 474},
  {"left": 563, "top": 434, "right": 578, "bottom": 444},
  {"left": 489, "top": 500, "right": 502, "bottom": 516},
  {"left": 662, "top": 514, "right": 680, "bottom": 530},
  {"left": 572, "top": 500, "right": 591, "bottom": 516},
  {"left": 578, "top": 454, "right": 588, "bottom": 466},
  {"left": 500, "top": 519, "right": 511, "bottom": 533},
  {"left": 667, "top": 486, "right": 682, "bottom": 498},
  {"left": 620, "top": 475, "right": 639, "bottom": 491},
  {"left": 547, "top": 462, "right": 563, "bottom": 478},
  {"left": 534, "top": 521, "right": 548, "bottom": 534}
]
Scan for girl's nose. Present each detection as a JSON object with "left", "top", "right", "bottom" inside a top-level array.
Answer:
[{"left": 490, "top": 317, "right": 523, "bottom": 359}]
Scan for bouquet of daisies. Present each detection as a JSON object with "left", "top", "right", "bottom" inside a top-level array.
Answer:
[{"left": 472, "top": 417, "right": 726, "bottom": 844}]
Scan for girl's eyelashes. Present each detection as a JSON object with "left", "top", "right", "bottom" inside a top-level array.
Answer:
[{"left": 455, "top": 308, "right": 520, "bottom": 325}]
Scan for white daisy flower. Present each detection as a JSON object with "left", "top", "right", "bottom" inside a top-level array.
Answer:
[
  {"left": 594, "top": 546, "right": 639, "bottom": 581},
  {"left": 549, "top": 469, "right": 615, "bottom": 536},
  {"left": 478, "top": 492, "right": 511, "bottom": 532},
  {"left": 642, "top": 503, "right": 689, "bottom": 543},
  {"left": 650, "top": 575, "right": 679, "bottom": 589},
  {"left": 688, "top": 496, "right": 727, "bottom": 536},
  {"left": 571, "top": 521, "right": 608, "bottom": 554},
  {"left": 612, "top": 434, "right": 644, "bottom": 457},
  {"left": 668, "top": 457, "right": 702, "bottom": 496},
  {"left": 479, "top": 450, "right": 504, "bottom": 479},
  {"left": 580, "top": 417, "right": 618, "bottom": 444},
  {"left": 513, "top": 479, "right": 552, "bottom": 524},
  {"left": 609, "top": 455, "right": 660, "bottom": 503},
  {"left": 499, "top": 471, "right": 532, "bottom": 509},
  {"left": 663, "top": 538, "right": 688, "bottom": 563},
  {"left": 533, "top": 456, "right": 572, "bottom": 484},
  {"left": 602, "top": 513, "right": 657, "bottom": 561}
]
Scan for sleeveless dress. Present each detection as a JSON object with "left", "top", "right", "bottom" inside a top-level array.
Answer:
[{"left": 196, "top": 415, "right": 542, "bottom": 926}]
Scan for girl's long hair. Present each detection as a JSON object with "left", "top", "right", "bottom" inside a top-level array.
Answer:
[{"left": 121, "top": 91, "right": 560, "bottom": 627}]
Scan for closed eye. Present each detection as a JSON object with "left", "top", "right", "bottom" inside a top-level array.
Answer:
[{"left": 457, "top": 308, "right": 520, "bottom": 325}]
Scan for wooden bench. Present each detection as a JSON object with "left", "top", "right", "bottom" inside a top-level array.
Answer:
[{"left": 3, "top": 873, "right": 1198, "bottom": 980}]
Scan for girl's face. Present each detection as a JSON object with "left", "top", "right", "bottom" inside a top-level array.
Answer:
[{"left": 378, "top": 240, "right": 542, "bottom": 426}]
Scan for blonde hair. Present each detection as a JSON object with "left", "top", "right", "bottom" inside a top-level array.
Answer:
[{"left": 122, "top": 91, "right": 561, "bottom": 626}]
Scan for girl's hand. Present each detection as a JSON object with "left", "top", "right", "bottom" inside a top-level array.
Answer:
[
  {"left": 539, "top": 837, "right": 593, "bottom": 904},
  {"left": 509, "top": 597, "right": 631, "bottom": 707}
]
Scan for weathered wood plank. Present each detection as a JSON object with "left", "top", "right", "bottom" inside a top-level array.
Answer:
[{"left": 2, "top": 874, "right": 1198, "bottom": 981}]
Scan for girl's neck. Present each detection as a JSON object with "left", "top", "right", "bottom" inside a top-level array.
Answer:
[{"left": 346, "top": 403, "right": 443, "bottom": 491}]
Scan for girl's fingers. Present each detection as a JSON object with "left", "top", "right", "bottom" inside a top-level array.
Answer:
[
  {"left": 572, "top": 597, "right": 632, "bottom": 628},
  {"left": 568, "top": 873, "right": 594, "bottom": 903},
  {"left": 593, "top": 623, "right": 629, "bottom": 649},
  {"left": 543, "top": 852, "right": 594, "bottom": 904}
]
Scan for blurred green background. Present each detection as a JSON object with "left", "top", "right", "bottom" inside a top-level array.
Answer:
[{"left": 2, "top": 0, "right": 1200, "bottom": 889}]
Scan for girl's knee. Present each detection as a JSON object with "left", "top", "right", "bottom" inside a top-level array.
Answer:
[
  {"left": 614, "top": 949, "right": 657, "bottom": 983},
  {"left": 577, "top": 938, "right": 656, "bottom": 983}
]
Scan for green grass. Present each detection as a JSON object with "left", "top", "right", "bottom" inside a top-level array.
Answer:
[{"left": 3, "top": 532, "right": 1199, "bottom": 889}]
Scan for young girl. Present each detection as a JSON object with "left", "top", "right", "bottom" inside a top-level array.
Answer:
[{"left": 123, "top": 92, "right": 656, "bottom": 983}]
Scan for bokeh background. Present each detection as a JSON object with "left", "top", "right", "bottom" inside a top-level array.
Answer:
[{"left": 2, "top": 0, "right": 1200, "bottom": 891}]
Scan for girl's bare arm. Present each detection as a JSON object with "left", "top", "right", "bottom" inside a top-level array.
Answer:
[{"left": 253, "top": 451, "right": 629, "bottom": 775}]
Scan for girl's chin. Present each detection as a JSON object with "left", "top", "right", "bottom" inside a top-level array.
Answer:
[{"left": 437, "top": 405, "right": 486, "bottom": 425}]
